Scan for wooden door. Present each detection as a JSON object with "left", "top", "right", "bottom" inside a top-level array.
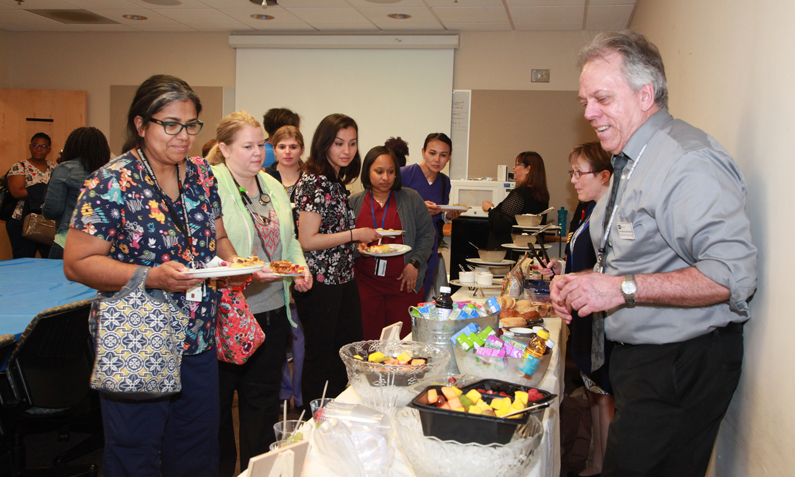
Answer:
[{"left": 0, "top": 89, "right": 87, "bottom": 261}]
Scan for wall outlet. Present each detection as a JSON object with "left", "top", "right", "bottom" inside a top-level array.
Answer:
[{"left": 531, "top": 69, "right": 550, "bottom": 83}]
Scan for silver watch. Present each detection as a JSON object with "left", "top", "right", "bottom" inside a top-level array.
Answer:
[{"left": 621, "top": 274, "right": 637, "bottom": 306}]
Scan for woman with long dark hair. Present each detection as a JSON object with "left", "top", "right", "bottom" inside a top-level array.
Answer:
[
  {"left": 43, "top": 127, "right": 111, "bottom": 259},
  {"left": 292, "top": 113, "right": 380, "bottom": 408},
  {"left": 482, "top": 151, "right": 550, "bottom": 249}
]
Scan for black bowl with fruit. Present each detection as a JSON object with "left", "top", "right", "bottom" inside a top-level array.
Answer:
[{"left": 408, "top": 378, "right": 556, "bottom": 445}]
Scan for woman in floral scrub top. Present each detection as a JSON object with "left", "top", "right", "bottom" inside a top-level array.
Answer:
[
  {"left": 293, "top": 114, "right": 380, "bottom": 409},
  {"left": 64, "top": 75, "right": 247, "bottom": 476}
]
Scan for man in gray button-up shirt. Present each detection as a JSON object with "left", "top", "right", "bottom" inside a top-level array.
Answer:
[{"left": 551, "top": 31, "right": 757, "bottom": 477}]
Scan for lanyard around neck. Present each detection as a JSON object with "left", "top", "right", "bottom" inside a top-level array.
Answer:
[
  {"left": 595, "top": 144, "right": 647, "bottom": 273},
  {"left": 370, "top": 191, "right": 392, "bottom": 230},
  {"left": 137, "top": 148, "right": 195, "bottom": 264}
]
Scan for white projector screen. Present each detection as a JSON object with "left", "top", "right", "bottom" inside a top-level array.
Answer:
[{"left": 234, "top": 47, "right": 455, "bottom": 189}]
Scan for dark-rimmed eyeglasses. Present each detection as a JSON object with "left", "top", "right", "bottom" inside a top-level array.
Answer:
[
  {"left": 30, "top": 144, "right": 51, "bottom": 150},
  {"left": 568, "top": 170, "right": 598, "bottom": 179},
  {"left": 150, "top": 118, "right": 204, "bottom": 136}
]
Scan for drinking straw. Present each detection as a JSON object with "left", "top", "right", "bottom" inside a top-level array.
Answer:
[
  {"left": 286, "top": 409, "right": 306, "bottom": 444},
  {"left": 283, "top": 399, "right": 288, "bottom": 429},
  {"left": 320, "top": 380, "right": 329, "bottom": 404}
]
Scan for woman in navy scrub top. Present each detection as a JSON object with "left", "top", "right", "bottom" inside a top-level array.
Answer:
[{"left": 400, "top": 133, "right": 463, "bottom": 299}]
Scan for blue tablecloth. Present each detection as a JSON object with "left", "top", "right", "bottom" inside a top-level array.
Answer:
[{"left": 0, "top": 258, "right": 96, "bottom": 340}]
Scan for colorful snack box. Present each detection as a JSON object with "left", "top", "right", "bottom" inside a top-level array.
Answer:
[
  {"left": 485, "top": 296, "right": 502, "bottom": 315},
  {"left": 478, "top": 326, "right": 496, "bottom": 342},
  {"left": 475, "top": 347, "right": 506, "bottom": 358},
  {"left": 456, "top": 334, "right": 476, "bottom": 352},
  {"left": 484, "top": 335, "right": 504, "bottom": 350},
  {"left": 450, "top": 323, "right": 480, "bottom": 346}
]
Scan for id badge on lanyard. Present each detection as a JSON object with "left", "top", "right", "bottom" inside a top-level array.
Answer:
[{"left": 371, "top": 192, "right": 392, "bottom": 278}]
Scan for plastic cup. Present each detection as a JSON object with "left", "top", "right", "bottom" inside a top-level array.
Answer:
[
  {"left": 310, "top": 398, "right": 333, "bottom": 420},
  {"left": 459, "top": 271, "right": 475, "bottom": 283},
  {"left": 273, "top": 419, "right": 306, "bottom": 442}
]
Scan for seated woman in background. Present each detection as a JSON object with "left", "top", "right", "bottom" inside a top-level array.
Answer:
[
  {"left": 293, "top": 113, "right": 380, "bottom": 410},
  {"left": 482, "top": 151, "right": 550, "bottom": 249},
  {"left": 43, "top": 127, "right": 111, "bottom": 259},
  {"left": 350, "top": 146, "right": 435, "bottom": 340},
  {"left": 541, "top": 141, "right": 614, "bottom": 477},
  {"left": 5, "top": 132, "right": 56, "bottom": 259},
  {"left": 207, "top": 111, "right": 311, "bottom": 476}
]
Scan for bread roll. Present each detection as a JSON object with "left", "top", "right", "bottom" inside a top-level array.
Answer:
[
  {"left": 500, "top": 317, "right": 527, "bottom": 328},
  {"left": 515, "top": 300, "right": 535, "bottom": 314}
]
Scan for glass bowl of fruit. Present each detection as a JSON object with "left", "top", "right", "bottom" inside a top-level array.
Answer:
[
  {"left": 339, "top": 340, "right": 450, "bottom": 415},
  {"left": 394, "top": 406, "right": 543, "bottom": 477}
]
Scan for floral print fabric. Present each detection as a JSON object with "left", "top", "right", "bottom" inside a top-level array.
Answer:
[
  {"left": 293, "top": 173, "right": 355, "bottom": 285},
  {"left": 71, "top": 151, "right": 222, "bottom": 354},
  {"left": 8, "top": 159, "right": 56, "bottom": 220}
]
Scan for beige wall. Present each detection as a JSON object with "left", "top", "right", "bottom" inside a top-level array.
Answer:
[
  {"left": 0, "top": 32, "right": 236, "bottom": 136},
  {"left": 631, "top": 0, "right": 792, "bottom": 475}
]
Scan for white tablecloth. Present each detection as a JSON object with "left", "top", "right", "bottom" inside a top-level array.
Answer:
[{"left": 243, "top": 286, "right": 568, "bottom": 477}]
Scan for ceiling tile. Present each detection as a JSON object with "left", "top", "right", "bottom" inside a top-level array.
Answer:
[
  {"left": 288, "top": 7, "right": 371, "bottom": 24},
  {"left": 369, "top": 20, "right": 444, "bottom": 31},
  {"left": 72, "top": 23, "right": 138, "bottom": 30},
  {"left": 243, "top": 22, "right": 317, "bottom": 32},
  {"left": 515, "top": 21, "right": 581, "bottom": 30},
  {"left": 0, "top": 20, "right": 82, "bottom": 30},
  {"left": 153, "top": 7, "right": 240, "bottom": 24},
  {"left": 58, "top": 0, "right": 140, "bottom": 9},
  {"left": 125, "top": 0, "right": 209, "bottom": 9},
  {"left": 424, "top": 0, "right": 503, "bottom": 6},
  {"left": 433, "top": 6, "right": 508, "bottom": 23},
  {"left": 92, "top": 8, "right": 180, "bottom": 23},
  {"left": 444, "top": 22, "right": 511, "bottom": 31},
  {"left": 0, "top": 0, "right": 74, "bottom": 8},
  {"left": 509, "top": 5, "right": 583, "bottom": 24},
  {"left": 586, "top": 4, "right": 632, "bottom": 28},
  {"left": 589, "top": 0, "right": 635, "bottom": 5},
  {"left": 255, "top": 0, "right": 350, "bottom": 6},
  {"left": 357, "top": 6, "right": 437, "bottom": 22},
  {"left": 507, "top": 0, "right": 583, "bottom": 5},
  {"left": 310, "top": 23, "right": 379, "bottom": 31},
  {"left": 346, "top": 0, "right": 428, "bottom": 7},
  {"left": 125, "top": 22, "right": 197, "bottom": 30},
  {"left": 222, "top": 7, "right": 307, "bottom": 25},
  {"left": 0, "top": 8, "right": 67, "bottom": 23},
  {"left": 187, "top": 23, "right": 255, "bottom": 32}
]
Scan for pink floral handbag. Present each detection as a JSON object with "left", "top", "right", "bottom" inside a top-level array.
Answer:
[{"left": 215, "top": 280, "right": 265, "bottom": 365}]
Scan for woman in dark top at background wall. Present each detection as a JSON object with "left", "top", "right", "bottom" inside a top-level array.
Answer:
[{"left": 482, "top": 151, "right": 550, "bottom": 249}]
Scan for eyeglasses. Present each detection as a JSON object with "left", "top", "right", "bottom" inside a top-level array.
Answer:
[
  {"left": 150, "top": 118, "right": 204, "bottom": 136},
  {"left": 30, "top": 144, "right": 50, "bottom": 150},
  {"left": 568, "top": 170, "right": 598, "bottom": 179}
]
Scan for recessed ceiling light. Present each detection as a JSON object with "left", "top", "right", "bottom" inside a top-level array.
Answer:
[
  {"left": 250, "top": 14, "right": 275, "bottom": 20},
  {"left": 123, "top": 14, "right": 147, "bottom": 21},
  {"left": 387, "top": 14, "right": 411, "bottom": 20},
  {"left": 249, "top": 0, "right": 280, "bottom": 5}
]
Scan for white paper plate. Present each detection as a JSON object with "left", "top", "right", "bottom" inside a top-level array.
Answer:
[
  {"left": 501, "top": 243, "right": 553, "bottom": 250},
  {"left": 438, "top": 204, "right": 471, "bottom": 211},
  {"left": 376, "top": 229, "right": 404, "bottom": 237},
  {"left": 465, "top": 257, "right": 516, "bottom": 267},
  {"left": 183, "top": 264, "right": 264, "bottom": 279},
  {"left": 361, "top": 244, "right": 412, "bottom": 257}
]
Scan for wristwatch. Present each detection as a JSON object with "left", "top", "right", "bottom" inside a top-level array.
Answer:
[
  {"left": 621, "top": 274, "right": 637, "bottom": 306},
  {"left": 409, "top": 259, "right": 421, "bottom": 269}
]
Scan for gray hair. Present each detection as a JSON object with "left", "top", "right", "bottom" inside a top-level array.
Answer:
[{"left": 577, "top": 30, "right": 668, "bottom": 110}]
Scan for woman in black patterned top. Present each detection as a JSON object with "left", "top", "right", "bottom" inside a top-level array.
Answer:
[
  {"left": 293, "top": 113, "right": 380, "bottom": 408},
  {"left": 482, "top": 151, "right": 550, "bottom": 249}
]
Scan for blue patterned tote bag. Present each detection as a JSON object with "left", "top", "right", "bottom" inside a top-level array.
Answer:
[{"left": 89, "top": 266, "right": 189, "bottom": 400}]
